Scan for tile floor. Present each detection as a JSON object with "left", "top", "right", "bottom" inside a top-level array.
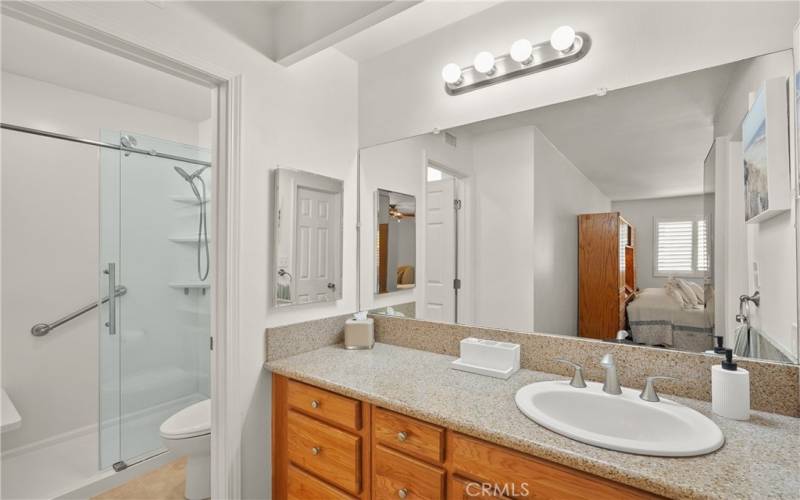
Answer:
[{"left": 91, "top": 458, "right": 186, "bottom": 500}]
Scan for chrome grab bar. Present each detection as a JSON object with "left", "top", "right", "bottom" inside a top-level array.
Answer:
[{"left": 30, "top": 282, "right": 127, "bottom": 336}]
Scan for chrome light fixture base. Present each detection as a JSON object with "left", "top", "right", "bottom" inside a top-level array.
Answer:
[{"left": 444, "top": 33, "right": 591, "bottom": 96}]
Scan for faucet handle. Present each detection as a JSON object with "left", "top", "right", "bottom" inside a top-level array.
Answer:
[
  {"left": 639, "top": 376, "right": 677, "bottom": 402},
  {"left": 555, "top": 358, "right": 587, "bottom": 388}
]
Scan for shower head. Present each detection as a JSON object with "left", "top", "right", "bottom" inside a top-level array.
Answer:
[
  {"left": 174, "top": 165, "right": 202, "bottom": 201},
  {"left": 174, "top": 166, "right": 193, "bottom": 182},
  {"left": 174, "top": 165, "right": 209, "bottom": 181}
]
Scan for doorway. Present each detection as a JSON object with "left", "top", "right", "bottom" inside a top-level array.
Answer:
[{"left": 424, "top": 163, "right": 468, "bottom": 324}]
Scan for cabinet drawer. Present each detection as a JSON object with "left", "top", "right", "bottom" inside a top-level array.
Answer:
[
  {"left": 449, "top": 476, "right": 511, "bottom": 499},
  {"left": 288, "top": 464, "right": 355, "bottom": 500},
  {"left": 288, "top": 379, "right": 362, "bottom": 431},
  {"left": 374, "top": 407, "right": 445, "bottom": 464},
  {"left": 287, "top": 410, "right": 361, "bottom": 495},
  {"left": 450, "top": 433, "right": 657, "bottom": 499},
  {"left": 374, "top": 445, "right": 444, "bottom": 500}
]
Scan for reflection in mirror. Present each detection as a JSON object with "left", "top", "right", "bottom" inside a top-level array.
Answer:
[
  {"left": 273, "top": 168, "right": 343, "bottom": 307},
  {"left": 375, "top": 189, "right": 416, "bottom": 294},
  {"left": 359, "top": 50, "right": 798, "bottom": 364}
]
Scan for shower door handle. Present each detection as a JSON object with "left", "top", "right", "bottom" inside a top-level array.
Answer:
[{"left": 104, "top": 262, "right": 117, "bottom": 335}]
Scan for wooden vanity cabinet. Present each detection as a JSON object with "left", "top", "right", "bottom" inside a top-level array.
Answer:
[{"left": 273, "top": 374, "right": 660, "bottom": 500}]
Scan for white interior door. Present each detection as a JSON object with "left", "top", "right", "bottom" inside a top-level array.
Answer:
[
  {"left": 295, "top": 186, "right": 339, "bottom": 303},
  {"left": 425, "top": 178, "right": 456, "bottom": 321}
]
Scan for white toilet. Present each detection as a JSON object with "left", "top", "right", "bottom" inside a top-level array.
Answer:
[{"left": 160, "top": 399, "right": 211, "bottom": 500}]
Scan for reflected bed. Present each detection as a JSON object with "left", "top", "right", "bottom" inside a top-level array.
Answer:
[{"left": 627, "top": 288, "right": 713, "bottom": 352}]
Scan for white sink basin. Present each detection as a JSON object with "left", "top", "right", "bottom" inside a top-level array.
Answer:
[{"left": 515, "top": 380, "right": 724, "bottom": 457}]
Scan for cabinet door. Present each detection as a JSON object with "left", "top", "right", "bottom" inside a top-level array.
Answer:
[{"left": 450, "top": 433, "right": 657, "bottom": 499}]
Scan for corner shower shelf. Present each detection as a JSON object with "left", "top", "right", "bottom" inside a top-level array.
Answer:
[
  {"left": 169, "top": 281, "right": 210, "bottom": 294},
  {"left": 170, "top": 195, "right": 210, "bottom": 205},
  {"left": 168, "top": 235, "right": 212, "bottom": 244}
]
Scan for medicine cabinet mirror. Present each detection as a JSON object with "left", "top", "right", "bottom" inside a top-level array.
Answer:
[
  {"left": 273, "top": 168, "right": 343, "bottom": 307},
  {"left": 374, "top": 189, "right": 417, "bottom": 295}
]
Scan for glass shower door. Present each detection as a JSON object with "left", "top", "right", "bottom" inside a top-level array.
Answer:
[{"left": 99, "top": 130, "right": 211, "bottom": 469}]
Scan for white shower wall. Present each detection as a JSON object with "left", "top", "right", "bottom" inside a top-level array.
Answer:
[{"left": 1, "top": 71, "right": 211, "bottom": 453}]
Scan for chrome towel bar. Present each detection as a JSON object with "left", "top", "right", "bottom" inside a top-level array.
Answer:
[{"left": 31, "top": 285, "right": 127, "bottom": 337}]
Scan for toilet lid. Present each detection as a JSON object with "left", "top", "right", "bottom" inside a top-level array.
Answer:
[{"left": 160, "top": 399, "right": 211, "bottom": 439}]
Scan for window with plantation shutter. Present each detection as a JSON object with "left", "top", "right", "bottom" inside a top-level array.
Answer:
[
  {"left": 654, "top": 217, "right": 708, "bottom": 277},
  {"left": 696, "top": 220, "right": 708, "bottom": 272}
]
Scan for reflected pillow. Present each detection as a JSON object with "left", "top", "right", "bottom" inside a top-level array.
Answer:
[
  {"left": 396, "top": 265, "right": 415, "bottom": 285},
  {"left": 675, "top": 278, "right": 700, "bottom": 307},
  {"left": 665, "top": 284, "right": 687, "bottom": 307},
  {"left": 686, "top": 280, "right": 705, "bottom": 305}
]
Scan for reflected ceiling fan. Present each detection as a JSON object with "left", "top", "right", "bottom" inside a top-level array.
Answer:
[{"left": 389, "top": 204, "right": 415, "bottom": 219}]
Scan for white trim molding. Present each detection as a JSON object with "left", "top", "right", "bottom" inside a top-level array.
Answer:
[
  {"left": 1, "top": 2, "right": 244, "bottom": 498},
  {"left": 211, "top": 74, "right": 243, "bottom": 500}
]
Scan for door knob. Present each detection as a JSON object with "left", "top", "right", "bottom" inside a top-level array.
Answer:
[{"left": 327, "top": 283, "right": 336, "bottom": 290}]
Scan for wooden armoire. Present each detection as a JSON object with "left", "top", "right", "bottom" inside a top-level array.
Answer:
[{"left": 578, "top": 212, "right": 636, "bottom": 340}]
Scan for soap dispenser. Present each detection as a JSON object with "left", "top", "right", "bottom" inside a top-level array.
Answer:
[{"left": 711, "top": 349, "right": 750, "bottom": 420}]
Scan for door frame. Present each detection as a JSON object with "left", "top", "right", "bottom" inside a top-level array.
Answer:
[
  {"left": 423, "top": 156, "right": 473, "bottom": 325},
  {"left": 1, "top": 3, "right": 244, "bottom": 498}
]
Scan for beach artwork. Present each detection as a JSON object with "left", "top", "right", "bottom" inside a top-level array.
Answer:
[{"left": 742, "top": 87, "right": 768, "bottom": 221}]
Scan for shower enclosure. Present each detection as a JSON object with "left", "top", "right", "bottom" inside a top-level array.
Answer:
[
  {"left": 0, "top": 121, "right": 212, "bottom": 499},
  {"left": 99, "top": 130, "right": 211, "bottom": 471}
]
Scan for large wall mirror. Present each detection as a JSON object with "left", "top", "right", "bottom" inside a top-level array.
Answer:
[
  {"left": 273, "top": 168, "right": 343, "bottom": 306},
  {"left": 358, "top": 49, "right": 799, "bottom": 365}
]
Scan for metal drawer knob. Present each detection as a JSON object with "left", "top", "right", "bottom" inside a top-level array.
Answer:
[
  {"left": 398, "top": 488, "right": 408, "bottom": 498},
  {"left": 397, "top": 431, "right": 408, "bottom": 442},
  {"left": 311, "top": 447, "right": 320, "bottom": 456},
  {"left": 310, "top": 400, "right": 320, "bottom": 409}
]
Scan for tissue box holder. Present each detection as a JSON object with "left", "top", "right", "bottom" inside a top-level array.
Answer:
[{"left": 345, "top": 318, "right": 374, "bottom": 350}]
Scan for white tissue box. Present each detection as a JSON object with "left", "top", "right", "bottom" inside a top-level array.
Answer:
[
  {"left": 451, "top": 337, "right": 520, "bottom": 379},
  {"left": 345, "top": 318, "right": 374, "bottom": 349}
]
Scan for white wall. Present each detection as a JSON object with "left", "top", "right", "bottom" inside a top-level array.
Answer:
[
  {"left": 713, "top": 49, "right": 798, "bottom": 359},
  {"left": 612, "top": 195, "right": 706, "bottom": 290},
  {"left": 471, "top": 127, "right": 535, "bottom": 332},
  {"left": 4, "top": 3, "right": 361, "bottom": 497},
  {"left": 532, "top": 128, "right": 610, "bottom": 336},
  {"left": 1, "top": 71, "right": 205, "bottom": 452},
  {"left": 359, "top": 1, "right": 797, "bottom": 147}
]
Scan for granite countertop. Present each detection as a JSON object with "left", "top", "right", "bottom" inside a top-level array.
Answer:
[{"left": 265, "top": 343, "right": 800, "bottom": 500}]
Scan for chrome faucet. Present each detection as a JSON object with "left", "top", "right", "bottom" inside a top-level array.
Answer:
[{"left": 600, "top": 354, "right": 622, "bottom": 395}]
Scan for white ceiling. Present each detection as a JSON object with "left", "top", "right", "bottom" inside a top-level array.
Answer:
[
  {"left": 184, "top": 1, "right": 421, "bottom": 65},
  {"left": 452, "top": 60, "right": 745, "bottom": 201},
  {"left": 334, "top": 1, "right": 501, "bottom": 62},
  {"left": 1, "top": 15, "right": 212, "bottom": 122},
  {"left": 183, "top": 1, "right": 500, "bottom": 65}
]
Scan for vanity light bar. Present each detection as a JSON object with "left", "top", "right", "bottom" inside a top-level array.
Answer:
[{"left": 441, "top": 26, "right": 591, "bottom": 96}]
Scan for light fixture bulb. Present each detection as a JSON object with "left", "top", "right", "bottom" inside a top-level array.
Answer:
[
  {"left": 550, "top": 25, "right": 576, "bottom": 52},
  {"left": 473, "top": 51, "right": 496, "bottom": 75},
  {"left": 510, "top": 39, "right": 533, "bottom": 64},
  {"left": 441, "top": 63, "right": 463, "bottom": 85}
]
